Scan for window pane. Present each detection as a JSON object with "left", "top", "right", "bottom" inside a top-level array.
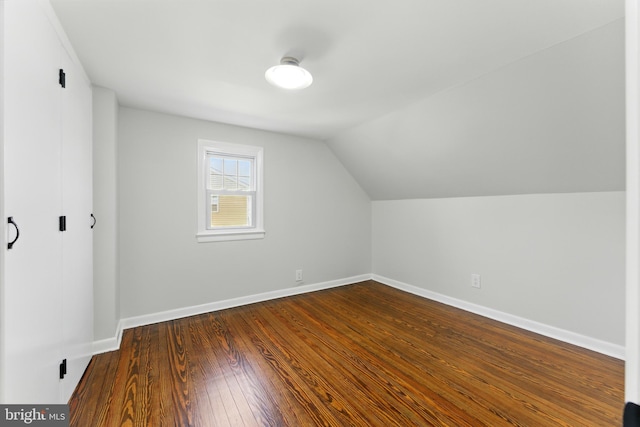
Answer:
[
  {"left": 223, "top": 176, "right": 237, "bottom": 190},
  {"left": 208, "top": 157, "right": 224, "bottom": 190},
  {"left": 210, "top": 174, "right": 223, "bottom": 190},
  {"left": 210, "top": 195, "right": 252, "bottom": 228},
  {"left": 210, "top": 157, "right": 223, "bottom": 173},
  {"left": 223, "top": 158, "right": 237, "bottom": 175},
  {"left": 238, "top": 159, "right": 252, "bottom": 177},
  {"left": 238, "top": 176, "right": 251, "bottom": 190},
  {"left": 199, "top": 140, "right": 263, "bottom": 239}
]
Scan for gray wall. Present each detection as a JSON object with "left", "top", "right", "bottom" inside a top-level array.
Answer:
[
  {"left": 373, "top": 192, "right": 625, "bottom": 346},
  {"left": 92, "top": 86, "right": 119, "bottom": 342},
  {"left": 117, "top": 107, "right": 371, "bottom": 319}
]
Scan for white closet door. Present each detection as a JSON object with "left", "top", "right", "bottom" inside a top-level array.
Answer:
[
  {"left": 3, "top": 1, "right": 64, "bottom": 403},
  {"left": 60, "top": 47, "right": 93, "bottom": 402}
]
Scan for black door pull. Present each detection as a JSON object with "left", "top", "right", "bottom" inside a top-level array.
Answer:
[
  {"left": 7, "top": 217, "right": 19, "bottom": 249},
  {"left": 90, "top": 213, "right": 96, "bottom": 229}
]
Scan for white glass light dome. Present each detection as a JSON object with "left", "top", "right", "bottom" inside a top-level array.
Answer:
[{"left": 265, "top": 57, "right": 313, "bottom": 90}]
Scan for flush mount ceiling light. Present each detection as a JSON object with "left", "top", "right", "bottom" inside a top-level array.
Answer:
[{"left": 265, "top": 56, "right": 313, "bottom": 90}]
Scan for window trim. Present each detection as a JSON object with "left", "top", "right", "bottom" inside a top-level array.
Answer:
[{"left": 197, "top": 139, "right": 264, "bottom": 242}]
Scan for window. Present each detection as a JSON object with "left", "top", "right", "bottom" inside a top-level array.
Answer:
[{"left": 197, "top": 140, "right": 264, "bottom": 242}]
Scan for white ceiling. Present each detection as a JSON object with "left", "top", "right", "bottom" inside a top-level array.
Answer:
[{"left": 51, "top": 0, "right": 624, "bottom": 141}]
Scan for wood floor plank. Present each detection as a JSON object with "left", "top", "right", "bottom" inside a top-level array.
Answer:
[
  {"left": 186, "top": 315, "right": 234, "bottom": 427},
  {"left": 221, "top": 308, "right": 325, "bottom": 426},
  {"left": 129, "top": 325, "right": 156, "bottom": 427},
  {"left": 69, "top": 281, "right": 624, "bottom": 426},
  {"left": 250, "top": 303, "right": 398, "bottom": 426},
  {"left": 108, "top": 328, "right": 139, "bottom": 426},
  {"left": 296, "top": 289, "right": 503, "bottom": 426},
  {"left": 334, "top": 284, "right": 614, "bottom": 425},
  {"left": 68, "top": 347, "right": 119, "bottom": 425},
  {"left": 203, "top": 311, "right": 281, "bottom": 426},
  {"left": 270, "top": 297, "right": 467, "bottom": 425},
  {"left": 358, "top": 283, "right": 622, "bottom": 424}
]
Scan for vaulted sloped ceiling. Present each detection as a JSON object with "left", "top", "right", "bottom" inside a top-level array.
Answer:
[
  {"left": 326, "top": 21, "right": 625, "bottom": 199},
  {"left": 51, "top": 0, "right": 625, "bottom": 199}
]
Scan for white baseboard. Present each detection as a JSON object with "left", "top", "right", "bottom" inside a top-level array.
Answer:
[
  {"left": 372, "top": 274, "right": 625, "bottom": 360},
  {"left": 93, "top": 274, "right": 371, "bottom": 354},
  {"left": 92, "top": 273, "right": 624, "bottom": 360},
  {"left": 92, "top": 319, "right": 123, "bottom": 355}
]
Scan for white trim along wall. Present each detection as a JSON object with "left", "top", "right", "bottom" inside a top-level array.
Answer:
[
  {"left": 374, "top": 275, "right": 624, "bottom": 359},
  {"left": 93, "top": 275, "right": 371, "bottom": 354},
  {"left": 94, "top": 273, "right": 624, "bottom": 361}
]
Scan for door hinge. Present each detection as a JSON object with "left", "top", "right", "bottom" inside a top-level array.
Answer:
[
  {"left": 59, "top": 216, "right": 66, "bottom": 232},
  {"left": 59, "top": 359, "right": 67, "bottom": 379},
  {"left": 59, "top": 69, "right": 66, "bottom": 88}
]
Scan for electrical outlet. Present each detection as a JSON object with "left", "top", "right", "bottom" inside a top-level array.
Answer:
[
  {"left": 471, "top": 274, "right": 481, "bottom": 289},
  {"left": 295, "top": 269, "right": 303, "bottom": 282}
]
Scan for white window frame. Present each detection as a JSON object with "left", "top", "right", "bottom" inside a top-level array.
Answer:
[{"left": 197, "top": 139, "right": 264, "bottom": 242}]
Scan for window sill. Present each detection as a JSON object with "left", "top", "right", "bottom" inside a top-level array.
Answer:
[{"left": 196, "top": 229, "right": 265, "bottom": 243}]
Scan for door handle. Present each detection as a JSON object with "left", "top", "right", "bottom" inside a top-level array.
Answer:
[
  {"left": 90, "top": 213, "right": 96, "bottom": 229},
  {"left": 7, "top": 217, "right": 19, "bottom": 249}
]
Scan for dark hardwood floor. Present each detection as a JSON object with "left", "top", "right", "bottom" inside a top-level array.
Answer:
[{"left": 69, "top": 281, "right": 624, "bottom": 426}]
